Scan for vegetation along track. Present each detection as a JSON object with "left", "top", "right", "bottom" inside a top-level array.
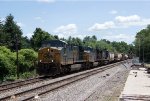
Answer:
[
  {"left": 0, "top": 61, "right": 127, "bottom": 101},
  {"left": 0, "top": 76, "right": 45, "bottom": 93}
]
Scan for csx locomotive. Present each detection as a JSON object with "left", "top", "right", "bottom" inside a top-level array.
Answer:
[{"left": 37, "top": 40, "right": 128, "bottom": 76}]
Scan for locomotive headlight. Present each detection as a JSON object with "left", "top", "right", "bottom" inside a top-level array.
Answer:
[
  {"left": 52, "top": 60, "right": 53, "bottom": 62},
  {"left": 40, "top": 60, "right": 42, "bottom": 62},
  {"left": 48, "top": 49, "right": 49, "bottom": 52}
]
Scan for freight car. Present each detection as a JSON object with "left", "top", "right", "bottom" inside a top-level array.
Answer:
[
  {"left": 114, "top": 53, "right": 122, "bottom": 61},
  {"left": 37, "top": 40, "right": 128, "bottom": 76}
]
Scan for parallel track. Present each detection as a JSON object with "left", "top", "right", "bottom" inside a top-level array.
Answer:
[
  {"left": 0, "top": 61, "right": 126, "bottom": 101},
  {"left": 0, "top": 76, "right": 45, "bottom": 93}
]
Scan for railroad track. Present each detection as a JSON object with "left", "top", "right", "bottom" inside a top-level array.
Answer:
[
  {"left": 0, "top": 61, "right": 126, "bottom": 101},
  {"left": 0, "top": 76, "right": 45, "bottom": 93}
]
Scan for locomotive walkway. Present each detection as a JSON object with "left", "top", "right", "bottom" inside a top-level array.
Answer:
[{"left": 119, "top": 66, "right": 150, "bottom": 100}]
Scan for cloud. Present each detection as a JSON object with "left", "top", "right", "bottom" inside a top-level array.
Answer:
[
  {"left": 89, "top": 15, "right": 150, "bottom": 32},
  {"left": 115, "top": 15, "right": 141, "bottom": 23},
  {"left": 110, "top": 10, "right": 118, "bottom": 15},
  {"left": 57, "top": 33, "right": 86, "bottom": 40},
  {"left": 54, "top": 24, "right": 77, "bottom": 34},
  {"left": 37, "top": 0, "right": 55, "bottom": 3},
  {"left": 121, "top": 19, "right": 150, "bottom": 27},
  {"left": 102, "top": 33, "right": 135, "bottom": 44},
  {"left": 17, "top": 22, "right": 24, "bottom": 27},
  {"left": 54, "top": 24, "right": 85, "bottom": 39},
  {"left": 88, "top": 21, "right": 115, "bottom": 31},
  {"left": 115, "top": 15, "right": 150, "bottom": 27}
]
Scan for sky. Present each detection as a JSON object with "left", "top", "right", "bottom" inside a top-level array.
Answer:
[{"left": 0, "top": 0, "right": 150, "bottom": 44}]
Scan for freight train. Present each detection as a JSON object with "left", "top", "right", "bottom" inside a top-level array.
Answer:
[{"left": 37, "top": 40, "right": 128, "bottom": 76}]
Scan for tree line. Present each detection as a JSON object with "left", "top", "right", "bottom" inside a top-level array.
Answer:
[
  {"left": 0, "top": 14, "right": 135, "bottom": 81},
  {"left": 134, "top": 25, "right": 150, "bottom": 63},
  {"left": 0, "top": 14, "right": 134, "bottom": 53}
]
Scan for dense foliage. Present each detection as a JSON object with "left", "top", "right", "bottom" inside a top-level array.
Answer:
[
  {"left": 0, "top": 46, "right": 16, "bottom": 80},
  {"left": 31, "top": 28, "right": 56, "bottom": 50},
  {"left": 134, "top": 25, "right": 150, "bottom": 62},
  {"left": 0, "top": 46, "right": 37, "bottom": 81}
]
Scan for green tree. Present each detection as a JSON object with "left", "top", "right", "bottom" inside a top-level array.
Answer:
[
  {"left": 134, "top": 25, "right": 150, "bottom": 62},
  {"left": 0, "top": 46, "right": 16, "bottom": 81},
  {"left": 21, "top": 36, "right": 31, "bottom": 49},
  {"left": 101, "top": 39, "right": 111, "bottom": 44},
  {"left": 67, "top": 36, "right": 72, "bottom": 45},
  {"left": 0, "top": 19, "right": 4, "bottom": 45},
  {"left": 67, "top": 36, "right": 83, "bottom": 46},
  {"left": 18, "top": 49, "right": 37, "bottom": 73},
  {"left": 111, "top": 41, "right": 130, "bottom": 53},
  {"left": 92, "top": 35, "right": 97, "bottom": 41},
  {"left": 96, "top": 40, "right": 115, "bottom": 51},
  {"left": 3, "top": 14, "right": 23, "bottom": 51},
  {"left": 31, "top": 28, "right": 55, "bottom": 50},
  {"left": 54, "top": 35, "right": 59, "bottom": 40},
  {"left": 83, "top": 36, "right": 97, "bottom": 48}
]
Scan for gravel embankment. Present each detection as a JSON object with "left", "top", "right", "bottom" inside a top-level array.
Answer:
[
  {"left": 37, "top": 61, "right": 131, "bottom": 101},
  {"left": 85, "top": 63, "right": 130, "bottom": 101}
]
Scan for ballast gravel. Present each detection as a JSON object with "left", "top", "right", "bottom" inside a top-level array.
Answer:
[{"left": 37, "top": 61, "right": 131, "bottom": 101}]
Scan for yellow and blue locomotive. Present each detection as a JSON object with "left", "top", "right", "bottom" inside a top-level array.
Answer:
[
  {"left": 37, "top": 40, "right": 91, "bottom": 75},
  {"left": 37, "top": 40, "right": 129, "bottom": 76}
]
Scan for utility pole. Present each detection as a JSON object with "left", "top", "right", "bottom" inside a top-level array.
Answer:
[
  {"left": 142, "top": 37, "right": 144, "bottom": 65},
  {"left": 16, "top": 33, "right": 19, "bottom": 79},
  {"left": 139, "top": 38, "right": 140, "bottom": 62}
]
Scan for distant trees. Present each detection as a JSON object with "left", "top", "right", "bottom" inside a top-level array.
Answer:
[
  {"left": 21, "top": 36, "right": 31, "bottom": 49},
  {"left": 111, "top": 41, "right": 130, "bottom": 53},
  {"left": 67, "top": 36, "right": 83, "bottom": 46},
  {"left": 2, "top": 14, "right": 23, "bottom": 51},
  {"left": 0, "top": 20, "right": 4, "bottom": 46},
  {"left": 134, "top": 25, "right": 150, "bottom": 62},
  {"left": 30, "top": 28, "right": 56, "bottom": 50},
  {"left": 0, "top": 14, "right": 33, "bottom": 50}
]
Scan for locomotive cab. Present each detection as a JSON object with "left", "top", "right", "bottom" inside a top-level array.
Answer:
[{"left": 37, "top": 40, "right": 67, "bottom": 76}]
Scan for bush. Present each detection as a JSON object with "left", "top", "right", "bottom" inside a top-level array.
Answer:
[
  {"left": 5, "top": 75, "right": 17, "bottom": 81},
  {"left": 18, "top": 49, "right": 38, "bottom": 73},
  {"left": 19, "top": 70, "right": 37, "bottom": 79},
  {"left": 0, "top": 46, "right": 16, "bottom": 81},
  {"left": 0, "top": 46, "right": 38, "bottom": 81}
]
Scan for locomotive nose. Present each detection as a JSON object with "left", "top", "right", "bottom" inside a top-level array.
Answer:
[
  {"left": 43, "top": 52, "right": 53, "bottom": 62},
  {"left": 37, "top": 47, "right": 61, "bottom": 76},
  {"left": 39, "top": 48, "right": 55, "bottom": 63}
]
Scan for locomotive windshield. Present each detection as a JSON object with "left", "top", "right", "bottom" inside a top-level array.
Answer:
[
  {"left": 84, "top": 46, "right": 94, "bottom": 52},
  {"left": 41, "top": 40, "right": 67, "bottom": 48}
]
